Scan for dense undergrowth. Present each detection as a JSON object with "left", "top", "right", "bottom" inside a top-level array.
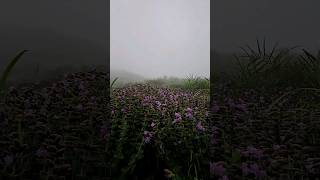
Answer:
[
  {"left": 110, "top": 84, "right": 210, "bottom": 179},
  {"left": 208, "top": 40, "right": 320, "bottom": 179},
  {"left": 1, "top": 40, "right": 320, "bottom": 179}
]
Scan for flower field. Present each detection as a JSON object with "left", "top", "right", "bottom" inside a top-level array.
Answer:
[
  {"left": 1, "top": 43, "right": 320, "bottom": 179},
  {"left": 209, "top": 83, "right": 320, "bottom": 180},
  {"left": 1, "top": 69, "right": 319, "bottom": 179},
  {"left": 0, "top": 70, "right": 212, "bottom": 179}
]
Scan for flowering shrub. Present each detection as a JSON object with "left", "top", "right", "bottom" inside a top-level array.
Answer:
[
  {"left": 109, "top": 84, "right": 210, "bottom": 179},
  {"left": 209, "top": 81, "right": 320, "bottom": 180}
]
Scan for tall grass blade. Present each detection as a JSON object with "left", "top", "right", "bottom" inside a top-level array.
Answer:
[
  {"left": 0, "top": 50, "right": 29, "bottom": 91},
  {"left": 111, "top": 77, "right": 119, "bottom": 89},
  {"left": 263, "top": 37, "right": 266, "bottom": 57},
  {"left": 257, "top": 38, "right": 261, "bottom": 55}
]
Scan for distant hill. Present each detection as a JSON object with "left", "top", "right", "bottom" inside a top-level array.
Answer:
[
  {"left": 110, "top": 69, "right": 146, "bottom": 87},
  {"left": 0, "top": 24, "right": 106, "bottom": 83}
]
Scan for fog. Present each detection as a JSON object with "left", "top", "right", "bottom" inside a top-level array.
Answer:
[
  {"left": 212, "top": 0, "right": 320, "bottom": 53},
  {"left": 0, "top": 0, "right": 107, "bottom": 82},
  {"left": 1, "top": 0, "right": 319, "bottom": 82},
  {"left": 111, "top": 0, "right": 210, "bottom": 79}
]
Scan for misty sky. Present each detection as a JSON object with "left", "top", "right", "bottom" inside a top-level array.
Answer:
[
  {"left": 1, "top": 0, "right": 319, "bottom": 80},
  {"left": 111, "top": 0, "right": 210, "bottom": 79},
  {"left": 0, "top": 0, "right": 107, "bottom": 77},
  {"left": 213, "top": 0, "right": 320, "bottom": 53}
]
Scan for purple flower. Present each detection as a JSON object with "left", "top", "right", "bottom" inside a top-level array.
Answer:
[
  {"left": 90, "top": 96, "right": 97, "bottom": 102},
  {"left": 61, "top": 80, "right": 69, "bottom": 87},
  {"left": 143, "top": 131, "right": 153, "bottom": 144},
  {"left": 185, "top": 112, "right": 193, "bottom": 119},
  {"left": 169, "top": 95, "right": 174, "bottom": 101},
  {"left": 89, "top": 74, "right": 96, "bottom": 80},
  {"left": 212, "top": 104, "right": 220, "bottom": 113},
  {"left": 249, "top": 163, "right": 266, "bottom": 178},
  {"left": 235, "top": 104, "right": 248, "bottom": 113},
  {"left": 76, "top": 104, "right": 83, "bottom": 111},
  {"left": 241, "top": 162, "right": 266, "bottom": 178},
  {"left": 159, "top": 90, "right": 166, "bottom": 97},
  {"left": 173, "top": 113, "right": 182, "bottom": 123},
  {"left": 242, "top": 146, "right": 264, "bottom": 159},
  {"left": 219, "top": 175, "right": 229, "bottom": 180},
  {"left": 78, "top": 82, "right": 86, "bottom": 90},
  {"left": 241, "top": 163, "right": 250, "bottom": 176},
  {"left": 150, "top": 122, "right": 156, "bottom": 128},
  {"left": 155, "top": 101, "right": 162, "bottom": 108},
  {"left": 196, "top": 121, "right": 205, "bottom": 131},
  {"left": 226, "top": 98, "right": 236, "bottom": 108},
  {"left": 209, "top": 162, "right": 226, "bottom": 177},
  {"left": 273, "top": 144, "right": 281, "bottom": 151},
  {"left": 36, "top": 147, "right": 49, "bottom": 158},
  {"left": 186, "top": 107, "right": 193, "bottom": 113},
  {"left": 143, "top": 96, "right": 151, "bottom": 102},
  {"left": 3, "top": 155, "right": 13, "bottom": 166},
  {"left": 100, "top": 125, "right": 108, "bottom": 139}
]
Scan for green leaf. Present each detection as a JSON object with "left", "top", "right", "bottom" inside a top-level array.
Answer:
[{"left": 0, "top": 50, "right": 29, "bottom": 91}]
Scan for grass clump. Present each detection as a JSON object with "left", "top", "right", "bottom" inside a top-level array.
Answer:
[{"left": 229, "top": 38, "right": 320, "bottom": 89}]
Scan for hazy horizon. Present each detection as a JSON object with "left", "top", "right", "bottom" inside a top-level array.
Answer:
[{"left": 110, "top": 0, "right": 210, "bottom": 79}]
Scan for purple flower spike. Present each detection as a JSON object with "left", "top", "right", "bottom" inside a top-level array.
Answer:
[
  {"left": 205, "top": 111, "right": 209, "bottom": 117},
  {"left": 3, "top": 155, "right": 14, "bottom": 166},
  {"left": 219, "top": 175, "right": 229, "bottom": 180},
  {"left": 173, "top": 113, "right": 182, "bottom": 123},
  {"left": 100, "top": 125, "right": 109, "bottom": 139},
  {"left": 186, "top": 112, "right": 193, "bottom": 119},
  {"left": 212, "top": 104, "right": 220, "bottom": 113},
  {"left": 36, "top": 147, "right": 49, "bottom": 158},
  {"left": 242, "top": 146, "right": 264, "bottom": 159},
  {"left": 241, "top": 162, "right": 266, "bottom": 178},
  {"left": 241, "top": 163, "right": 250, "bottom": 176},
  {"left": 209, "top": 162, "right": 226, "bottom": 177},
  {"left": 143, "top": 131, "right": 153, "bottom": 144},
  {"left": 196, "top": 121, "right": 205, "bottom": 131},
  {"left": 76, "top": 104, "right": 84, "bottom": 111},
  {"left": 186, "top": 107, "right": 193, "bottom": 113},
  {"left": 151, "top": 122, "right": 156, "bottom": 128},
  {"left": 249, "top": 163, "right": 266, "bottom": 178},
  {"left": 235, "top": 103, "right": 248, "bottom": 113}
]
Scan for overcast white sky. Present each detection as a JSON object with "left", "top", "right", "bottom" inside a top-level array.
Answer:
[{"left": 111, "top": 0, "right": 210, "bottom": 79}]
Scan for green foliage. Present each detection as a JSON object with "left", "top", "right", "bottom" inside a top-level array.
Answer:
[
  {"left": 110, "top": 77, "right": 119, "bottom": 89},
  {"left": 183, "top": 74, "right": 210, "bottom": 90},
  {"left": 298, "top": 49, "right": 320, "bottom": 87},
  {"left": 229, "top": 38, "right": 320, "bottom": 89},
  {"left": 145, "top": 75, "right": 209, "bottom": 91}
]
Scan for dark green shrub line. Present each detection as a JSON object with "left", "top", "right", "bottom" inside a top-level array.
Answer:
[{"left": 212, "top": 39, "right": 320, "bottom": 89}]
